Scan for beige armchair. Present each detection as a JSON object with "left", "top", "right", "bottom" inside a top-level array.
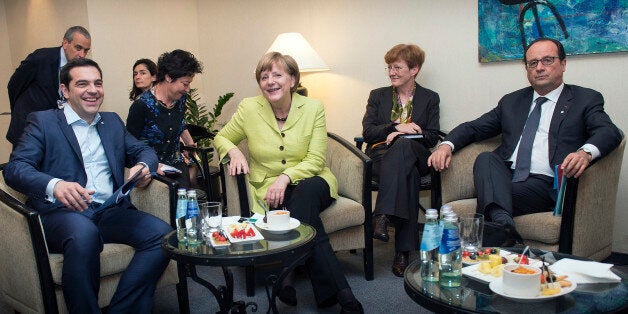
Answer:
[
  {"left": 0, "top": 166, "right": 184, "bottom": 313},
  {"left": 440, "top": 135, "right": 625, "bottom": 261},
  {"left": 220, "top": 132, "right": 373, "bottom": 286}
]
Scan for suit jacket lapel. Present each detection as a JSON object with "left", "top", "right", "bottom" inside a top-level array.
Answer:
[
  {"left": 96, "top": 114, "right": 123, "bottom": 188},
  {"left": 548, "top": 85, "right": 572, "bottom": 163},
  {"left": 256, "top": 93, "right": 305, "bottom": 133},
  {"left": 51, "top": 48, "right": 62, "bottom": 100},
  {"left": 513, "top": 88, "right": 535, "bottom": 138},
  {"left": 57, "top": 110, "right": 83, "bottom": 163},
  {"left": 257, "top": 98, "right": 279, "bottom": 132},
  {"left": 281, "top": 93, "right": 305, "bottom": 131}
]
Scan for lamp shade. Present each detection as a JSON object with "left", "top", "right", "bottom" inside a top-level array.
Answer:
[{"left": 266, "top": 32, "right": 329, "bottom": 73}]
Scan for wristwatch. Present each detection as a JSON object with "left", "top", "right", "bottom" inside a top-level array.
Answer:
[{"left": 579, "top": 147, "right": 593, "bottom": 160}]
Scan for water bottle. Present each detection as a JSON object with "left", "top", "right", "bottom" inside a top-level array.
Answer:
[
  {"left": 439, "top": 212, "right": 462, "bottom": 287},
  {"left": 420, "top": 209, "right": 440, "bottom": 282},
  {"left": 438, "top": 204, "right": 453, "bottom": 240},
  {"left": 186, "top": 190, "right": 200, "bottom": 246},
  {"left": 176, "top": 188, "right": 188, "bottom": 242}
]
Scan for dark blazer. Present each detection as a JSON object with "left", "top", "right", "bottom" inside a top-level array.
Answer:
[
  {"left": 362, "top": 83, "right": 441, "bottom": 149},
  {"left": 446, "top": 84, "right": 622, "bottom": 166},
  {"left": 3, "top": 109, "right": 159, "bottom": 215},
  {"left": 6, "top": 47, "right": 62, "bottom": 145}
]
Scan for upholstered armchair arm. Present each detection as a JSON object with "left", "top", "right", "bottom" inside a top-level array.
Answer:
[
  {"left": 440, "top": 136, "right": 502, "bottom": 205},
  {"left": 0, "top": 171, "right": 57, "bottom": 312},
  {"left": 130, "top": 174, "right": 179, "bottom": 228},
  {"left": 326, "top": 133, "right": 370, "bottom": 205},
  {"left": 565, "top": 136, "right": 625, "bottom": 260}
]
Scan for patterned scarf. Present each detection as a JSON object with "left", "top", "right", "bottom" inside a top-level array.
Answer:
[{"left": 390, "top": 84, "right": 415, "bottom": 123}]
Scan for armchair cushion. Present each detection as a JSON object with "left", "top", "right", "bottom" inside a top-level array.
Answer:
[
  {"left": 319, "top": 197, "right": 365, "bottom": 234},
  {"left": 513, "top": 212, "right": 562, "bottom": 244}
]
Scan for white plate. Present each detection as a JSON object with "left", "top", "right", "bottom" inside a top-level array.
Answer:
[
  {"left": 208, "top": 234, "right": 230, "bottom": 248},
  {"left": 223, "top": 223, "right": 264, "bottom": 244},
  {"left": 255, "top": 218, "right": 300, "bottom": 234},
  {"left": 489, "top": 280, "right": 577, "bottom": 302}
]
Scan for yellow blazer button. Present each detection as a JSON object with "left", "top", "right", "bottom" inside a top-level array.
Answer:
[
  {"left": 281, "top": 159, "right": 286, "bottom": 164},
  {"left": 279, "top": 146, "right": 284, "bottom": 151}
]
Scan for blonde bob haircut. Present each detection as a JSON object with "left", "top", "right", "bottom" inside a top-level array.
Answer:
[
  {"left": 384, "top": 44, "right": 425, "bottom": 70},
  {"left": 255, "top": 52, "right": 300, "bottom": 93}
]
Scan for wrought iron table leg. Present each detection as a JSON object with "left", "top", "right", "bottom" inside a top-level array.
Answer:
[
  {"left": 264, "top": 250, "right": 313, "bottom": 314},
  {"left": 185, "top": 263, "right": 258, "bottom": 313}
]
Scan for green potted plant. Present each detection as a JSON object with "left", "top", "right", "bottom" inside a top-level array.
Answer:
[{"left": 184, "top": 88, "right": 234, "bottom": 151}]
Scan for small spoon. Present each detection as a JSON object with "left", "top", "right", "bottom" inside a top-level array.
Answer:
[
  {"left": 518, "top": 246, "right": 530, "bottom": 265},
  {"left": 257, "top": 199, "right": 269, "bottom": 223}
]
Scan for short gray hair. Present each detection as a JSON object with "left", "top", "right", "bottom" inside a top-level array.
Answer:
[{"left": 63, "top": 26, "right": 90, "bottom": 42}]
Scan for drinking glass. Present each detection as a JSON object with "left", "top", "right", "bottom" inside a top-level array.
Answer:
[
  {"left": 459, "top": 213, "right": 484, "bottom": 253},
  {"left": 200, "top": 201, "right": 222, "bottom": 237}
]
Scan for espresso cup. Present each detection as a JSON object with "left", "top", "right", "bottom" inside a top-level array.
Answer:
[{"left": 267, "top": 210, "right": 290, "bottom": 229}]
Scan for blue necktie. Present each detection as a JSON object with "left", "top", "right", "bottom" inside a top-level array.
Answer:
[{"left": 512, "top": 97, "right": 548, "bottom": 182}]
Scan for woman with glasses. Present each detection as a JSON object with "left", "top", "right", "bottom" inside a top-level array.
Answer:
[
  {"left": 126, "top": 50, "right": 202, "bottom": 187},
  {"left": 129, "top": 58, "right": 157, "bottom": 101},
  {"left": 361, "top": 44, "right": 440, "bottom": 277},
  {"left": 215, "top": 52, "right": 363, "bottom": 313}
]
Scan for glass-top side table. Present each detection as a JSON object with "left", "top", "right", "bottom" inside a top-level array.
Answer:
[
  {"left": 404, "top": 248, "right": 628, "bottom": 313},
  {"left": 163, "top": 223, "right": 316, "bottom": 313}
]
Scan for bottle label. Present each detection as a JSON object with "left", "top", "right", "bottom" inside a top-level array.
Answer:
[
  {"left": 439, "top": 228, "right": 461, "bottom": 254},
  {"left": 176, "top": 199, "right": 187, "bottom": 219},
  {"left": 420, "top": 223, "right": 440, "bottom": 251},
  {"left": 187, "top": 202, "right": 199, "bottom": 218}
]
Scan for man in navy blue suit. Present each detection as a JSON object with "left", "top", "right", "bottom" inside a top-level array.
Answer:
[
  {"left": 428, "top": 38, "right": 621, "bottom": 245},
  {"left": 3, "top": 58, "right": 172, "bottom": 313},
  {"left": 7, "top": 26, "right": 91, "bottom": 145}
]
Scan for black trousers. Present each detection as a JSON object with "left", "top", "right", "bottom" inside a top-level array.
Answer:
[
  {"left": 276, "top": 176, "right": 350, "bottom": 305},
  {"left": 370, "top": 138, "right": 431, "bottom": 252},
  {"left": 473, "top": 152, "right": 556, "bottom": 219}
]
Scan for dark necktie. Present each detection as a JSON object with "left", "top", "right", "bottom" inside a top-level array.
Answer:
[{"left": 512, "top": 97, "right": 548, "bottom": 182}]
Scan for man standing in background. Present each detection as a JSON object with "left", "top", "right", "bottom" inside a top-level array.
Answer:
[{"left": 6, "top": 25, "right": 91, "bottom": 145}]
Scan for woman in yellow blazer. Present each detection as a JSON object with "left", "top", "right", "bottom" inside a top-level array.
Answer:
[{"left": 214, "top": 52, "right": 363, "bottom": 313}]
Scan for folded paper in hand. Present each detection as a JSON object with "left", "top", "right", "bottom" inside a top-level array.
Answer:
[
  {"left": 95, "top": 164, "right": 147, "bottom": 212},
  {"left": 549, "top": 258, "right": 621, "bottom": 284},
  {"left": 161, "top": 164, "right": 182, "bottom": 174}
]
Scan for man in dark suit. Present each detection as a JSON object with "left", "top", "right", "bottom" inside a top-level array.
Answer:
[
  {"left": 6, "top": 25, "right": 91, "bottom": 145},
  {"left": 428, "top": 38, "right": 621, "bottom": 245},
  {"left": 3, "top": 58, "right": 172, "bottom": 313}
]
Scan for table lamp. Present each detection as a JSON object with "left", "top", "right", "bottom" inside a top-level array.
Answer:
[{"left": 266, "top": 32, "right": 329, "bottom": 96}]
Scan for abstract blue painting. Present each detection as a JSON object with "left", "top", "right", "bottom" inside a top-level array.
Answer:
[{"left": 479, "top": 0, "right": 628, "bottom": 62}]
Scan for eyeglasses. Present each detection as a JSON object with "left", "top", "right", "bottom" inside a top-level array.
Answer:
[
  {"left": 386, "top": 65, "right": 407, "bottom": 73},
  {"left": 525, "top": 56, "right": 560, "bottom": 69}
]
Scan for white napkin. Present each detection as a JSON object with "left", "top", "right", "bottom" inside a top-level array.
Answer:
[{"left": 549, "top": 258, "right": 621, "bottom": 284}]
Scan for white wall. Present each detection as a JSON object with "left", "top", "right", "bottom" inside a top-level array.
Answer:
[{"left": 1, "top": 0, "right": 628, "bottom": 253}]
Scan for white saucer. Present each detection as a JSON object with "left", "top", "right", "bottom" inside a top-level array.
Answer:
[
  {"left": 255, "top": 218, "right": 300, "bottom": 234},
  {"left": 489, "top": 280, "right": 577, "bottom": 302}
]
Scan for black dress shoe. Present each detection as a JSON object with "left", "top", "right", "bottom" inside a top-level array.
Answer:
[
  {"left": 339, "top": 299, "right": 364, "bottom": 314},
  {"left": 392, "top": 251, "right": 409, "bottom": 277},
  {"left": 277, "top": 285, "right": 297, "bottom": 306},
  {"left": 372, "top": 214, "right": 389, "bottom": 242}
]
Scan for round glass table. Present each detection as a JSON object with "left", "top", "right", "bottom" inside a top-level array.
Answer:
[
  {"left": 162, "top": 222, "right": 316, "bottom": 314},
  {"left": 404, "top": 248, "right": 628, "bottom": 313}
]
